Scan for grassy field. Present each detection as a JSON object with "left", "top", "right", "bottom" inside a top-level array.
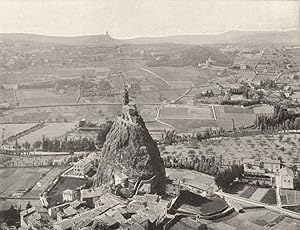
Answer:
[
  {"left": 0, "top": 167, "right": 53, "bottom": 197},
  {"left": 47, "top": 177, "right": 89, "bottom": 206}
]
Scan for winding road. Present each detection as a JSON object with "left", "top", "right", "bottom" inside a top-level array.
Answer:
[
  {"left": 140, "top": 67, "right": 170, "bottom": 88},
  {"left": 154, "top": 84, "right": 194, "bottom": 130}
]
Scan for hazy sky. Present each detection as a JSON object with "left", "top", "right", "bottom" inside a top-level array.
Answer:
[{"left": 0, "top": 0, "right": 298, "bottom": 38}]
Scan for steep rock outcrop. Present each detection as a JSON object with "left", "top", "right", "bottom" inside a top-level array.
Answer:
[{"left": 94, "top": 90, "right": 166, "bottom": 195}]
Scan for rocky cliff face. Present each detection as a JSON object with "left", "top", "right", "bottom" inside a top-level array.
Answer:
[{"left": 94, "top": 92, "right": 166, "bottom": 195}]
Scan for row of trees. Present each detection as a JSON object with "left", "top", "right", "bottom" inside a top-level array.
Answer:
[
  {"left": 255, "top": 105, "right": 300, "bottom": 131},
  {"left": 214, "top": 165, "right": 244, "bottom": 190},
  {"left": 161, "top": 128, "right": 227, "bottom": 146},
  {"left": 163, "top": 154, "right": 221, "bottom": 176},
  {"left": 41, "top": 136, "right": 96, "bottom": 152}
]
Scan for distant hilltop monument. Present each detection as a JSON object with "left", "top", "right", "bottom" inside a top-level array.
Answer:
[{"left": 94, "top": 88, "right": 166, "bottom": 196}]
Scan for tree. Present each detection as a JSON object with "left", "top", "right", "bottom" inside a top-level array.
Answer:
[
  {"left": 215, "top": 165, "right": 244, "bottom": 190},
  {"left": 33, "top": 140, "right": 42, "bottom": 149},
  {"left": 23, "top": 141, "right": 31, "bottom": 150},
  {"left": 26, "top": 201, "right": 32, "bottom": 210}
]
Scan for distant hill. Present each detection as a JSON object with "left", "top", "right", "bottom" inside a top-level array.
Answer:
[
  {"left": 0, "top": 30, "right": 298, "bottom": 46},
  {"left": 0, "top": 33, "right": 120, "bottom": 46},
  {"left": 127, "top": 30, "right": 300, "bottom": 46}
]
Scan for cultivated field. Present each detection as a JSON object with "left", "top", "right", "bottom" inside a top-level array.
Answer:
[
  {"left": 17, "top": 122, "right": 77, "bottom": 143},
  {"left": 215, "top": 105, "right": 256, "bottom": 130},
  {"left": 280, "top": 189, "right": 300, "bottom": 205},
  {"left": 160, "top": 105, "right": 214, "bottom": 120},
  {"left": 210, "top": 208, "right": 295, "bottom": 230},
  {"left": 16, "top": 89, "right": 79, "bottom": 106},
  {"left": 159, "top": 104, "right": 256, "bottom": 131},
  {"left": 0, "top": 123, "right": 37, "bottom": 138},
  {"left": 161, "top": 119, "right": 218, "bottom": 132},
  {"left": 22, "top": 167, "right": 66, "bottom": 198},
  {"left": 0, "top": 167, "right": 53, "bottom": 197},
  {"left": 0, "top": 104, "right": 123, "bottom": 123},
  {"left": 146, "top": 66, "right": 200, "bottom": 83}
]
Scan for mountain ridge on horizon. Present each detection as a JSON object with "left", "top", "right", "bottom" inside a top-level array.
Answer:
[{"left": 0, "top": 29, "right": 298, "bottom": 46}]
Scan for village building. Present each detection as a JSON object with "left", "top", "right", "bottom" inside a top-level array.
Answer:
[
  {"left": 276, "top": 167, "right": 295, "bottom": 189},
  {"left": 73, "top": 157, "right": 93, "bottom": 176},
  {"left": 62, "top": 189, "right": 79, "bottom": 202},
  {"left": 166, "top": 178, "right": 181, "bottom": 197},
  {"left": 243, "top": 158, "right": 280, "bottom": 175},
  {"left": 20, "top": 207, "right": 52, "bottom": 230},
  {"left": 243, "top": 157, "right": 294, "bottom": 188},
  {"left": 80, "top": 187, "right": 107, "bottom": 207}
]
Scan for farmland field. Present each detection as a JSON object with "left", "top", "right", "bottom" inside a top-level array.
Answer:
[
  {"left": 0, "top": 167, "right": 54, "bottom": 197},
  {"left": 22, "top": 167, "right": 66, "bottom": 198},
  {"left": 18, "top": 122, "right": 77, "bottom": 143},
  {"left": 260, "top": 189, "right": 277, "bottom": 205},
  {"left": 146, "top": 66, "right": 200, "bottom": 82},
  {"left": 250, "top": 188, "right": 269, "bottom": 202},
  {"left": 163, "top": 133, "right": 300, "bottom": 167},
  {"left": 161, "top": 119, "right": 218, "bottom": 132},
  {"left": 280, "top": 189, "right": 300, "bottom": 205},
  {"left": 160, "top": 105, "right": 214, "bottom": 120},
  {"left": 215, "top": 105, "right": 256, "bottom": 130},
  {"left": 160, "top": 104, "right": 256, "bottom": 131},
  {"left": 0, "top": 104, "right": 123, "bottom": 123},
  {"left": 240, "top": 186, "right": 258, "bottom": 199},
  {"left": 0, "top": 123, "right": 37, "bottom": 138},
  {"left": 145, "top": 121, "right": 172, "bottom": 131},
  {"left": 210, "top": 208, "right": 292, "bottom": 230},
  {"left": 16, "top": 89, "right": 79, "bottom": 106}
]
